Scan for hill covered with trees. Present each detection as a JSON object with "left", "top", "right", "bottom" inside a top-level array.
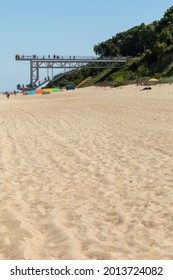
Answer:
[{"left": 47, "top": 5, "right": 173, "bottom": 88}]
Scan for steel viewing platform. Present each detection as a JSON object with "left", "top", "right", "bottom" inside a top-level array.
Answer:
[{"left": 15, "top": 54, "right": 129, "bottom": 90}]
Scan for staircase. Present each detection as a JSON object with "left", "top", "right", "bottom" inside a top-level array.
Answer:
[{"left": 77, "top": 77, "right": 93, "bottom": 88}]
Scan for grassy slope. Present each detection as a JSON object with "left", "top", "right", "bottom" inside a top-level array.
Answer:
[{"left": 46, "top": 49, "right": 173, "bottom": 88}]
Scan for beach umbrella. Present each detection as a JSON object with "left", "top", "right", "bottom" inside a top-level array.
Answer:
[{"left": 149, "top": 78, "right": 158, "bottom": 82}]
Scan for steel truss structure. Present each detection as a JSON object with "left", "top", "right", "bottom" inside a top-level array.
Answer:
[{"left": 15, "top": 55, "right": 128, "bottom": 90}]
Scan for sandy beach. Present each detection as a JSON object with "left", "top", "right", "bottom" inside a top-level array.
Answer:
[{"left": 0, "top": 84, "right": 173, "bottom": 260}]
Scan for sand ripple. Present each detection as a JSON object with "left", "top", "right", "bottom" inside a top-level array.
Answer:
[{"left": 0, "top": 85, "right": 173, "bottom": 259}]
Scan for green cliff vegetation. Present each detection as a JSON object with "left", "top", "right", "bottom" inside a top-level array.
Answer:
[{"left": 47, "top": 5, "right": 173, "bottom": 88}]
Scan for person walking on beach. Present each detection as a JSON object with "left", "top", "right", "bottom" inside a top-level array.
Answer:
[{"left": 6, "top": 92, "right": 10, "bottom": 99}]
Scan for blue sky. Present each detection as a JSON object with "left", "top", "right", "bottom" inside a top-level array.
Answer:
[{"left": 0, "top": 0, "right": 172, "bottom": 91}]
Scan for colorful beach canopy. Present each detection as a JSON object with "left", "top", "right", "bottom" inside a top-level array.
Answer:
[{"left": 23, "top": 88, "right": 61, "bottom": 95}]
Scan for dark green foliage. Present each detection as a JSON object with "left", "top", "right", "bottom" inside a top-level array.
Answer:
[
  {"left": 94, "top": 23, "right": 157, "bottom": 57},
  {"left": 93, "top": 5, "right": 173, "bottom": 58},
  {"left": 46, "top": 5, "right": 173, "bottom": 89},
  {"left": 156, "top": 6, "right": 173, "bottom": 34}
]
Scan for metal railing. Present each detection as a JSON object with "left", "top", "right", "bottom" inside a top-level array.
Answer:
[{"left": 15, "top": 54, "right": 128, "bottom": 61}]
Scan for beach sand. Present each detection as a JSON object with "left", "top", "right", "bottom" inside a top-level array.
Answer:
[{"left": 0, "top": 84, "right": 173, "bottom": 260}]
